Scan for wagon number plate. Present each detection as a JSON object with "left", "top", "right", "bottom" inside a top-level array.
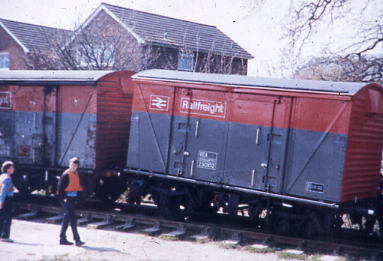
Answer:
[
  {"left": 197, "top": 150, "right": 218, "bottom": 170},
  {"left": 306, "top": 182, "right": 324, "bottom": 193}
]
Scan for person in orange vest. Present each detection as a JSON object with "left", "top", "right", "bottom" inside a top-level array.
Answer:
[
  {"left": 57, "top": 157, "right": 85, "bottom": 246},
  {"left": 0, "top": 161, "right": 15, "bottom": 242}
]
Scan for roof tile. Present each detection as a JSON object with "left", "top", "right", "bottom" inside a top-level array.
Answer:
[
  {"left": 102, "top": 3, "right": 253, "bottom": 59},
  {"left": 0, "top": 18, "right": 72, "bottom": 52}
]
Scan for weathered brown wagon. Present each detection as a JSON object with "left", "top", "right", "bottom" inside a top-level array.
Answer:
[{"left": 0, "top": 70, "right": 134, "bottom": 195}]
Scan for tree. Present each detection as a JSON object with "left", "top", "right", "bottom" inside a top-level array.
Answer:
[
  {"left": 24, "top": 28, "right": 72, "bottom": 70},
  {"left": 284, "top": 0, "right": 383, "bottom": 82},
  {"left": 35, "top": 10, "right": 143, "bottom": 71},
  {"left": 25, "top": 21, "right": 248, "bottom": 74},
  {"left": 24, "top": 7, "right": 249, "bottom": 74},
  {"left": 24, "top": 10, "right": 159, "bottom": 71},
  {"left": 294, "top": 55, "right": 383, "bottom": 83}
]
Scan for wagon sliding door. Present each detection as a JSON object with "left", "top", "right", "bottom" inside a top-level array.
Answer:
[
  {"left": 264, "top": 97, "right": 291, "bottom": 193},
  {"left": 13, "top": 87, "right": 46, "bottom": 165},
  {"left": 168, "top": 88, "right": 228, "bottom": 183},
  {"left": 224, "top": 94, "right": 291, "bottom": 193},
  {"left": 56, "top": 86, "right": 97, "bottom": 169}
]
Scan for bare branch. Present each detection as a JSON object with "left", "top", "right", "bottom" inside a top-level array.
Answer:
[
  {"left": 284, "top": 0, "right": 382, "bottom": 81},
  {"left": 295, "top": 54, "right": 383, "bottom": 83}
]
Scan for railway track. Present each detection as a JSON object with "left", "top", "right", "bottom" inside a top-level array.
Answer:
[{"left": 12, "top": 197, "right": 383, "bottom": 260}]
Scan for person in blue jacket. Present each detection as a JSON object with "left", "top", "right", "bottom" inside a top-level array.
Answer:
[{"left": 0, "top": 161, "right": 15, "bottom": 242}]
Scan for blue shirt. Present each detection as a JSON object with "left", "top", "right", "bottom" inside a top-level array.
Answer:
[{"left": 0, "top": 174, "right": 14, "bottom": 204}]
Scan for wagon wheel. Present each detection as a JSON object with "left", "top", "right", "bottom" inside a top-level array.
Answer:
[
  {"left": 98, "top": 192, "right": 120, "bottom": 209},
  {"left": 377, "top": 216, "right": 383, "bottom": 238},
  {"left": 95, "top": 176, "right": 127, "bottom": 209},
  {"left": 303, "top": 211, "right": 321, "bottom": 238},
  {"left": 127, "top": 182, "right": 143, "bottom": 205},
  {"left": 276, "top": 218, "right": 292, "bottom": 235},
  {"left": 332, "top": 214, "right": 344, "bottom": 231},
  {"left": 194, "top": 191, "right": 217, "bottom": 216},
  {"left": 264, "top": 208, "right": 276, "bottom": 231},
  {"left": 157, "top": 194, "right": 183, "bottom": 220},
  {"left": 322, "top": 212, "right": 335, "bottom": 237},
  {"left": 249, "top": 199, "right": 266, "bottom": 224},
  {"left": 14, "top": 173, "right": 32, "bottom": 197}
]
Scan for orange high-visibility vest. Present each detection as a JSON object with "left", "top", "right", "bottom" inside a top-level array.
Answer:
[{"left": 64, "top": 170, "right": 83, "bottom": 192}]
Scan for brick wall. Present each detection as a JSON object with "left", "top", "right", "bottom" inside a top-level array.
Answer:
[
  {"left": 71, "top": 10, "right": 144, "bottom": 71},
  {"left": 0, "top": 26, "right": 28, "bottom": 70}
]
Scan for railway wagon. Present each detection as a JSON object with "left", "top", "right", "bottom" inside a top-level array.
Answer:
[
  {"left": 125, "top": 69, "right": 383, "bottom": 235},
  {"left": 0, "top": 70, "right": 135, "bottom": 196}
]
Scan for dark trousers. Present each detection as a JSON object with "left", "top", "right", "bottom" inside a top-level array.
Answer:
[
  {"left": 60, "top": 197, "right": 80, "bottom": 241},
  {"left": 0, "top": 196, "right": 13, "bottom": 239}
]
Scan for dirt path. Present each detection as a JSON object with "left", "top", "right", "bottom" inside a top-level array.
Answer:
[{"left": 0, "top": 220, "right": 288, "bottom": 261}]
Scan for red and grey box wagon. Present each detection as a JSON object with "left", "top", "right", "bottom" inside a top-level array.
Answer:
[
  {"left": 0, "top": 70, "right": 134, "bottom": 194},
  {"left": 125, "top": 69, "right": 383, "bottom": 226}
]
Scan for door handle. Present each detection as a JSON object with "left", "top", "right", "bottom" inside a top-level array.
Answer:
[
  {"left": 251, "top": 169, "right": 255, "bottom": 187},
  {"left": 255, "top": 128, "right": 260, "bottom": 145},
  {"left": 195, "top": 120, "right": 199, "bottom": 137},
  {"left": 190, "top": 160, "right": 195, "bottom": 177}
]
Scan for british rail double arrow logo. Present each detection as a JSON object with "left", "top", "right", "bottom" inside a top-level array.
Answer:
[{"left": 150, "top": 95, "right": 169, "bottom": 111}]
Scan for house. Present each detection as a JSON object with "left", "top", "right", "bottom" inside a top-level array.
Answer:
[
  {"left": 70, "top": 3, "right": 253, "bottom": 74},
  {"left": 0, "top": 18, "right": 72, "bottom": 70},
  {"left": 0, "top": 3, "right": 253, "bottom": 74}
]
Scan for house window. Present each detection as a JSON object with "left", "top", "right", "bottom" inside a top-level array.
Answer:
[
  {"left": 0, "top": 53, "right": 9, "bottom": 69},
  {"left": 177, "top": 53, "right": 194, "bottom": 71},
  {"left": 76, "top": 44, "right": 114, "bottom": 68}
]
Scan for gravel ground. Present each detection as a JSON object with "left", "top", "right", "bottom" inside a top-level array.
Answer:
[{"left": 0, "top": 220, "right": 343, "bottom": 261}]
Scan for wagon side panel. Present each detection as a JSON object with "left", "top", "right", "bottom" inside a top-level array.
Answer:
[
  {"left": 127, "top": 82, "right": 174, "bottom": 173},
  {"left": 56, "top": 85, "right": 97, "bottom": 169},
  {"left": 224, "top": 93, "right": 292, "bottom": 193},
  {"left": 0, "top": 85, "right": 51, "bottom": 166},
  {"left": 283, "top": 96, "right": 351, "bottom": 202}
]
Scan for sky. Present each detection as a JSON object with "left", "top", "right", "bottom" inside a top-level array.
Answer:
[{"left": 0, "top": 0, "right": 379, "bottom": 77}]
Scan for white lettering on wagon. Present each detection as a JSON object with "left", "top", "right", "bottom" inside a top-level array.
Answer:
[
  {"left": 0, "top": 92, "right": 11, "bottom": 109},
  {"left": 180, "top": 98, "right": 226, "bottom": 118},
  {"left": 197, "top": 150, "right": 218, "bottom": 170}
]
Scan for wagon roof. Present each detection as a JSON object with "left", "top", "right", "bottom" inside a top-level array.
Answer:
[
  {"left": 133, "top": 69, "right": 367, "bottom": 95},
  {"left": 0, "top": 70, "right": 114, "bottom": 85}
]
